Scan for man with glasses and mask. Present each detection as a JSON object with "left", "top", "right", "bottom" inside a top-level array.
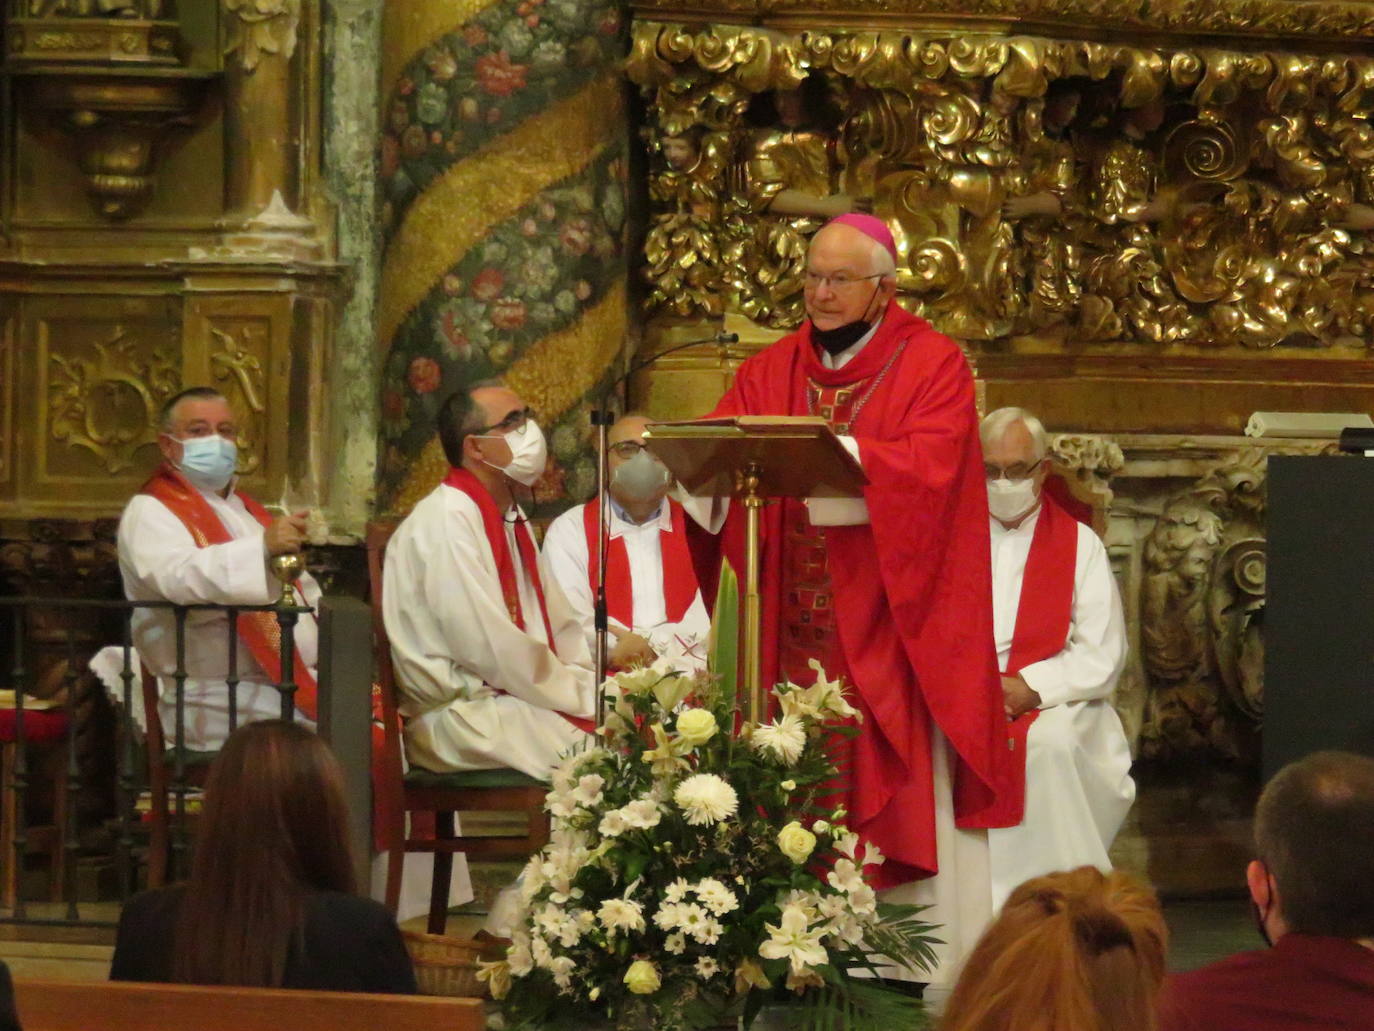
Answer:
[
  {"left": 383, "top": 381, "right": 596, "bottom": 779},
  {"left": 1160, "top": 750, "right": 1374, "bottom": 1030},
  {"left": 694, "top": 213, "right": 1013, "bottom": 983},
  {"left": 543, "top": 413, "right": 710, "bottom": 672},
  {"left": 110, "top": 386, "right": 320, "bottom": 747},
  {"left": 980, "top": 406, "right": 1133, "bottom": 911}
]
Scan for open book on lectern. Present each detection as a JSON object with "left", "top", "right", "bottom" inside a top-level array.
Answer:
[{"left": 642, "top": 415, "right": 868, "bottom": 501}]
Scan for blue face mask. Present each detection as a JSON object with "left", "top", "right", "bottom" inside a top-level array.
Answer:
[{"left": 171, "top": 434, "right": 238, "bottom": 492}]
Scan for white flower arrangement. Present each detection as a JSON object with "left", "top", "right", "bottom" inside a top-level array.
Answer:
[{"left": 479, "top": 652, "right": 939, "bottom": 1031}]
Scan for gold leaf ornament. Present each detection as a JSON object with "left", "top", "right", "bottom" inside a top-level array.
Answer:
[{"left": 223, "top": 0, "right": 301, "bottom": 72}]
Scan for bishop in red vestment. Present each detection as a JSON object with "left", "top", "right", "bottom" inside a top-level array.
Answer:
[{"left": 705, "top": 216, "right": 1016, "bottom": 926}]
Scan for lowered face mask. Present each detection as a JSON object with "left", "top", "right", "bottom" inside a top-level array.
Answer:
[
  {"left": 479, "top": 420, "right": 548, "bottom": 487},
  {"left": 987, "top": 477, "right": 1040, "bottom": 523},
  {"left": 612, "top": 448, "right": 671, "bottom": 502},
  {"left": 170, "top": 434, "right": 238, "bottom": 493}
]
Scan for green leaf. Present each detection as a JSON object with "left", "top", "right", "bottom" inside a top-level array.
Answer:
[{"left": 709, "top": 558, "right": 740, "bottom": 706}]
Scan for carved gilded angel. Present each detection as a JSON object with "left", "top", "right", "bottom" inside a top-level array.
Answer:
[
  {"left": 643, "top": 126, "right": 730, "bottom": 318},
  {"left": 725, "top": 77, "right": 865, "bottom": 328},
  {"left": 1002, "top": 83, "right": 1087, "bottom": 328}
]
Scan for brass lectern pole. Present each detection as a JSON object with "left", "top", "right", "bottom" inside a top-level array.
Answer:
[{"left": 740, "top": 461, "right": 764, "bottom": 724}]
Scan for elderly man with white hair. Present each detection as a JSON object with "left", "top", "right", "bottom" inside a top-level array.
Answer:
[
  {"left": 689, "top": 213, "right": 1014, "bottom": 983},
  {"left": 981, "top": 405, "right": 1135, "bottom": 910}
]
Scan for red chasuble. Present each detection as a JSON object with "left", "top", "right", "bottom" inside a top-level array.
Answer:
[
  {"left": 710, "top": 300, "right": 1016, "bottom": 887},
  {"left": 443, "top": 467, "right": 594, "bottom": 735},
  {"left": 580, "top": 499, "right": 700, "bottom": 629},
  {"left": 1000, "top": 492, "right": 1080, "bottom": 820}
]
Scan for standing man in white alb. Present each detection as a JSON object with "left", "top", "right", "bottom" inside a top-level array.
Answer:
[
  {"left": 981, "top": 405, "right": 1135, "bottom": 910},
  {"left": 543, "top": 413, "right": 711, "bottom": 673},
  {"left": 382, "top": 382, "right": 597, "bottom": 779}
]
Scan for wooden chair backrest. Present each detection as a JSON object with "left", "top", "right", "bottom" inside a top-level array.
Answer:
[
  {"left": 1043, "top": 461, "right": 1111, "bottom": 540},
  {"left": 13, "top": 978, "right": 484, "bottom": 1031},
  {"left": 363, "top": 521, "right": 407, "bottom": 843}
]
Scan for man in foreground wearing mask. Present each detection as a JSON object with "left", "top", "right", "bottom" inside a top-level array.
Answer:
[
  {"left": 697, "top": 213, "right": 1012, "bottom": 982},
  {"left": 383, "top": 382, "right": 596, "bottom": 778},
  {"left": 542, "top": 413, "right": 710, "bottom": 672},
  {"left": 116, "top": 386, "right": 318, "bottom": 746},
  {"left": 980, "top": 406, "right": 1133, "bottom": 911},
  {"left": 1159, "top": 750, "right": 1374, "bottom": 1030}
]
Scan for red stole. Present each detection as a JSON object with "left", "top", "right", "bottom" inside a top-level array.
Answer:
[
  {"left": 140, "top": 464, "right": 320, "bottom": 720},
  {"left": 580, "top": 499, "right": 699, "bottom": 629},
  {"left": 442, "top": 467, "right": 593, "bottom": 735},
  {"left": 1001, "top": 493, "right": 1080, "bottom": 817}
]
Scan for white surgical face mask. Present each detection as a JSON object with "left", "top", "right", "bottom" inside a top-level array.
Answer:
[
  {"left": 168, "top": 434, "right": 238, "bottom": 493},
  {"left": 612, "top": 448, "right": 670, "bottom": 503},
  {"left": 987, "top": 477, "right": 1040, "bottom": 523},
  {"left": 479, "top": 420, "right": 547, "bottom": 487}
]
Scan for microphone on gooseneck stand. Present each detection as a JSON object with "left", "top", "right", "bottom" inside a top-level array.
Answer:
[{"left": 588, "top": 330, "right": 741, "bottom": 726}]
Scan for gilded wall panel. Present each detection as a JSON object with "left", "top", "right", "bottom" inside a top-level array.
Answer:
[
  {"left": 30, "top": 294, "right": 179, "bottom": 507},
  {"left": 183, "top": 292, "right": 294, "bottom": 500}
]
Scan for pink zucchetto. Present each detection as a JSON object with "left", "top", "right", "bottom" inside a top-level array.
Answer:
[{"left": 823, "top": 213, "right": 898, "bottom": 262}]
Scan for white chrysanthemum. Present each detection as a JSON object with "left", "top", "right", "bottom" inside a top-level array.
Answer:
[
  {"left": 654, "top": 902, "right": 682, "bottom": 931},
  {"left": 759, "top": 902, "right": 829, "bottom": 975},
  {"left": 621, "top": 797, "right": 661, "bottom": 829},
  {"left": 674, "top": 902, "right": 711, "bottom": 939},
  {"left": 694, "top": 877, "right": 739, "bottom": 917},
  {"left": 572, "top": 773, "right": 605, "bottom": 807},
  {"left": 663, "top": 879, "right": 691, "bottom": 904},
  {"left": 696, "top": 956, "right": 720, "bottom": 979},
  {"left": 664, "top": 931, "right": 686, "bottom": 954},
  {"left": 751, "top": 715, "right": 807, "bottom": 765},
  {"left": 674, "top": 773, "right": 739, "bottom": 826},
  {"left": 692, "top": 916, "right": 724, "bottom": 945},
  {"left": 597, "top": 898, "right": 646, "bottom": 935}
]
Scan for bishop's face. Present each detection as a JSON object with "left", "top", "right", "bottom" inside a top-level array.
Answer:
[{"left": 803, "top": 225, "right": 894, "bottom": 332}]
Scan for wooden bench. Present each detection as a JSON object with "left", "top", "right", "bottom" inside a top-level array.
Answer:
[{"left": 12, "top": 979, "right": 485, "bottom": 1031}]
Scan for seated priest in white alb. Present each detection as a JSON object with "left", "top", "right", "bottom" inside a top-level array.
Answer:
[
  {"left": 96, "top": 385, "right": 466, "bottom": 921},
  {"left": 980, "top": 406, "right": 1135, "bottom": 911},
  {"left": 109, "top": 386, "right": 319, "bottom": 748},
  {"left": 542, "top": 413, "right": 711, "bottom": 673},
  {"left": 383, "top": 382, "right": 597, "bottom": 779}
]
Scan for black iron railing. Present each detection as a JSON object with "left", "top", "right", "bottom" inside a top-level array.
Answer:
[{"left": 0, "top": 595, "right": 311, "bottom": 927}]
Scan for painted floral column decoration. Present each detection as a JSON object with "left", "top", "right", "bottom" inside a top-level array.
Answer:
[{"left": 376, "top": 0, "right": 629, "bottom": 517}]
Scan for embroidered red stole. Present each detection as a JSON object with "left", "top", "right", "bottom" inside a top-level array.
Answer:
[
  {"left": 443, "top": 467, "right": 593, "bottom": 734},
  {"left": 580, "top": 499, "right": 699, "bottom": 629},
  {"left": 1002, "top": 492, "right": 1079, "bottom": 817}
]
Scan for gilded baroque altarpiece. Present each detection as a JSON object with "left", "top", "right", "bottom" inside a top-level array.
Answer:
[{"left": 626, "top": 0, "right": 1374, "bottom": 840}]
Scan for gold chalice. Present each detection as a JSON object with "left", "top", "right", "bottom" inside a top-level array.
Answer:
[{"left": 270, "top": 552, "right": 306, "bottom": 606}]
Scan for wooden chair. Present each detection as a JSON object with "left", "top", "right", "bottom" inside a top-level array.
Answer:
[
  {"left": 13, "top": 978, "right": 485, "bottom": 1031},
  {"left": 0, "top": 706, "right": 69, "bottom": 907},
  {"left": 1044, "top": 460, "right": 1112, "bottom": 540},
  {"left": 139, "top": 667, "right": 216, "bottom": 888},
  {"left": 365, "top": 521, "right": 551, "bottom": 935}
]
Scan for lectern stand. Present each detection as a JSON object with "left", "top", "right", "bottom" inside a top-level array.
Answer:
[{"left": 643, "top": 416, "right": 867, "bottom": 722}]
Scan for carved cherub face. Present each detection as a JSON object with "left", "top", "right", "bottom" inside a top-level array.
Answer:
[{"left": 661, "top": 134, "right": 699, "bottom": 172}]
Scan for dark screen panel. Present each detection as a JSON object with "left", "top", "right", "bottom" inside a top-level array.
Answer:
[{"left": 1265, "top": 456, "right": 1374, "bottom": 781}]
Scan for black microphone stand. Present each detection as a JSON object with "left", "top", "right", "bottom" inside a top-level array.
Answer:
[{"left": 590, "top": 330, "right": 741, "bottom": 727}]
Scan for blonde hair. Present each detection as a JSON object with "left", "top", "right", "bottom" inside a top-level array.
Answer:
[{"left": 939, "top": 868, "right": 1168, "bottom": 1031}]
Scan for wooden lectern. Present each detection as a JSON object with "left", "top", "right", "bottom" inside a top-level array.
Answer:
[{"left": 643, "top": 416, "right": 867, "bottom": 722}]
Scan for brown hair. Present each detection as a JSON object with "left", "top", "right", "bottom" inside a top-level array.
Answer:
[
  {"left": 171, "top": 720, "right": 358, "bottom": 986},
  {"left": 939, "top": 867, "right": 1168, "bottom": 1031},
  {"left": 1254, "top": 749, "right": 1374, "bottom": 937}
]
